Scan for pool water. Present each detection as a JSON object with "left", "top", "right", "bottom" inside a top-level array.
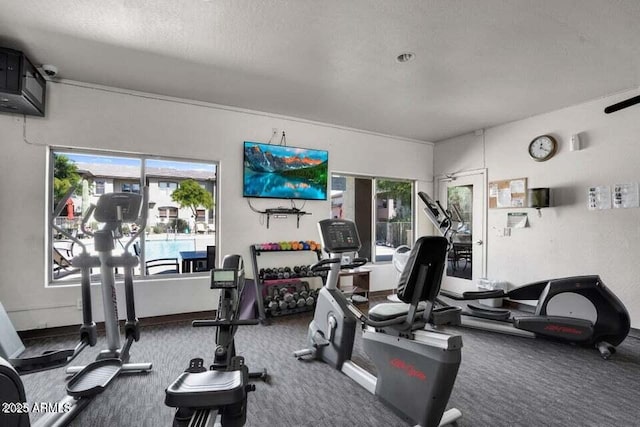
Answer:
[{"left": 144, "top": 239, "right": 195, "bottom": 260}]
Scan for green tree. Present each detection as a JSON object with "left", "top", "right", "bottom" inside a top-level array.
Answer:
[
  {"left": 377, "top": 180, "right": 412, "bottom": 221},
  {"left": 53, "top": 154, "right": 81, "bottom": 207},
  {"left": 171, "top": 179, "right": 214, "bottom": 217}
]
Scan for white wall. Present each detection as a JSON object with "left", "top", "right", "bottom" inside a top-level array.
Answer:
[
  {"left": 434, "top": 88, "right": 640, "bottom": 328},
  {"left": 0, "top": 81, "right": 434, "bottom": 330}
]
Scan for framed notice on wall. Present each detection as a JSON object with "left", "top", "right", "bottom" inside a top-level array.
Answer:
[{"left": 489, "top": 177, "right": 528, "bottom": 208}]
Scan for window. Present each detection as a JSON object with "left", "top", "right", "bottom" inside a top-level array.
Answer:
[
  {"left": 159, "top": 181, "right": 178, "bottom": 190},
  {"left": 158, "top": 207, "right": 179, "bottom": 219},
  {"left": 50, "top": 150, "right": 217, "bottom": 284},
  {"left": 95, "top": 180, "right": 105, "bottom": 195},
  {"left": 374, "top": 179, "right": 413, "bottom": 262},
  {"left": 331, "top": 174, "right": 414, "bottom": 262},
  {"left": 121, "top": 182, "right": 141, "bottom": 193}
]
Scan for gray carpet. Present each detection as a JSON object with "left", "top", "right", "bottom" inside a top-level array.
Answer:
[{"left": 17, "top": 312, "right": 640, "bottom": 427}]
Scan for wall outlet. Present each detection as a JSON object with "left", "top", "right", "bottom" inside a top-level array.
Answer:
[
  {"left": 76, "top": 298, "right": 83, "bottom": 310},
  {"left": 497, "top": 227, "right": 511, "bottom": 237}
]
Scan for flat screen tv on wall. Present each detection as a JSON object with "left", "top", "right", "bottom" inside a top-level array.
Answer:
[{"left": 243, "top": 141, "right": 328, "bottom": 200}]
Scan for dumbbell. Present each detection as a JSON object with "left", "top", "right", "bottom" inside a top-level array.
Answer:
[
  {"left": 283, "top": 292, "right": 294, "bottom": 303},
  {"left": 268, "top": 299, "right": 279, "bottom": 312},
  {"left": 288, "top": 300, "right": 297, "bottom": 309},
  {"left": 296, "top": 297, "right": 306, "bottom": 307}
]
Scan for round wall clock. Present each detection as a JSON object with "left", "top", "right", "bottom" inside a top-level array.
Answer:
[{"left": 528, "top": 135, "right": 557, "bottom": 161}]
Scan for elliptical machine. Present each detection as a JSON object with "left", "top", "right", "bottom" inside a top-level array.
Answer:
[
  {"left": 294, "top": 219, "right": 463, "bottom": 427},
  {"left": 0, "top": 188, "right": 100, "bottom": 375},
  {"left": 418, "top": 190, "right": 631, "bottom": 359},
  {"left": 0, "top": 188, "right": 152, "bottom": 426},
  {"left": 165, "top": 254, "right": 267, "bottom": 427}
]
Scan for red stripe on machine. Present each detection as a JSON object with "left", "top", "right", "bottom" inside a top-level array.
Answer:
[
  {"left": 544, "top": 324, "right": 583, "bottom": 335},
  {"left": 390, "top": 358, "right": 427, "bottom": 381}
]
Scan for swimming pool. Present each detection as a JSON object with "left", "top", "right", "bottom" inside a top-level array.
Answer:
[{"left": 144, "top": 239, "right": 195, "bottom": 260}]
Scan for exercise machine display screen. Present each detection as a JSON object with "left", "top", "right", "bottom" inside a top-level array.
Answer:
[
  {"left": 211, "top": 269, "right": 237, "bottom": 289},
  {"left": 318, "top": 219, "right": 361, "bottom": 253}
]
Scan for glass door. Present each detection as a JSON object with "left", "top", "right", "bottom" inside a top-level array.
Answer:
[{"left": 438, "top": 172, "right": 486, "bottom": 293}]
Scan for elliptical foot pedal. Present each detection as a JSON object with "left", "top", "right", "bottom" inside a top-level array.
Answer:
[
  {"left": 466, "top": 304, "right": 510, "bottom": 321},
  {"left": 311, "top": 331, "right": 330, "bottom": 348},
  {"left": 66, "top": 358, "right": 123, "bottom": 397}
]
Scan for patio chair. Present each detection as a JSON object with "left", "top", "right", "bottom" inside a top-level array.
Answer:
[
  {"left": 195, "top": 222, "right": 207, "bottom": 234},
  {"left": 54, "top": 240, "right": 75, "bottom": 258},
  {"left": 206, "top": 223, "right": 215, "bottom": 234},
  {"left": 206, "top": 245, "right": 216, "bottom": 270},
  {"left": 145, "top": 258, "right": 180, "bottom": 275},
  {"left": 133, "top": 242, "right": 180, "bottom": 275},
  {"left": 52, "top": 247, "right": 80, "bottom": 279}
]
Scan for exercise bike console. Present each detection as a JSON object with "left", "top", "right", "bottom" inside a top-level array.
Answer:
[{"left": 211, "top": 268, "right": 240, "bottom": 289}]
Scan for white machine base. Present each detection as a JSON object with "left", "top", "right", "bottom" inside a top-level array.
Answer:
[{"left": 66, "top": 362, "right": 152, "bottom": 374}]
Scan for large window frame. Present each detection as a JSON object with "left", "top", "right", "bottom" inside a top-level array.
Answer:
[
  {"left": 331, "top": 173, "right": 415, "bottom": 263},
  {"left": 48, "top": 148, "right": 218, "bottom": 285}
]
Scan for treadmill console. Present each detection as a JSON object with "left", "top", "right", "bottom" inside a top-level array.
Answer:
[
  {"left": 318, "top": 219, "right": 361, "bottom": 254},
  {"left": 210, "top": 268, "right": 238, "bottom": 289}
]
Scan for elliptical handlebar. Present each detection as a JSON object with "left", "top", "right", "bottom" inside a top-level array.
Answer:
[
  {"left": 417, "top": 191, "right": 459, "bottom": 250},
  {"left": 124, "top": 186, "right": 149, "bottom": 252}
]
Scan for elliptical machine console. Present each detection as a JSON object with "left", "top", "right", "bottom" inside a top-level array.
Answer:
[{"left": 295, "top": 218, "right": 463, "bottom": 427}]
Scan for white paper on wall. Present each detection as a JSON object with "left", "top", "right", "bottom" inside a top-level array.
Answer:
[
  {"left": 509, "top": 179, "right": 526, "bottom": 194},
  {"left": 613, "top": 183, "right": 639, "bottom": 209},
  {"left": 588, "top": 186, "right": 612, "bottom": 210},
  {"left": 489, "top": 183, "right": 499, "bottom": 197},
  {"left": 497, "top": 188, "right": 512, "bottom": 208}
]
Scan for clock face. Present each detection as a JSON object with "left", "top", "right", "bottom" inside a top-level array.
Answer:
[{"left": 528, "top": 135, "right": 557, "bottom": 161}]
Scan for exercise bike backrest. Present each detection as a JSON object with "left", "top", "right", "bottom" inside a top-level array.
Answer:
[{"left": 396, "top": 235, "right": 448, "bottom": 305}]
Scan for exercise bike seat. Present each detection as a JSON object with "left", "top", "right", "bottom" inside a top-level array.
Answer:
[
  {"left": 165, "top": 369, "right": 246, "bottom": 409},
  {"left": 368, "top": 301, "right": 427, "bottom": 322}
]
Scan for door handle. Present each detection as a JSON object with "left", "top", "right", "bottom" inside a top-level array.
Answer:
[{"left": 475, "top": 240, "right": 483, "bottom": 245}]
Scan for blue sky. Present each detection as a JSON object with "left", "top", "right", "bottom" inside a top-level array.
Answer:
[
  {"left": 245, "top": 141, "right": 328, "bottom": 162},
  {"left": 60, "top": 152, "right": 215, "bottom": 172}
]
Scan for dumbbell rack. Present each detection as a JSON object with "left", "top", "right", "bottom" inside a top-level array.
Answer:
[{"left": 250, "top": 244, "right": 323, "bottom": 325}]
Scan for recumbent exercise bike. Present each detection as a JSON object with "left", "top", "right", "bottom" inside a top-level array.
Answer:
[{"left": 294, "top": 218, "right": 463, "bottom": 427}]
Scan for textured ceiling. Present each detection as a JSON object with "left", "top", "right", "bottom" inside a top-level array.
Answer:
[{"left": 1, "top": 0, "right": 639, "bottom": 142}]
